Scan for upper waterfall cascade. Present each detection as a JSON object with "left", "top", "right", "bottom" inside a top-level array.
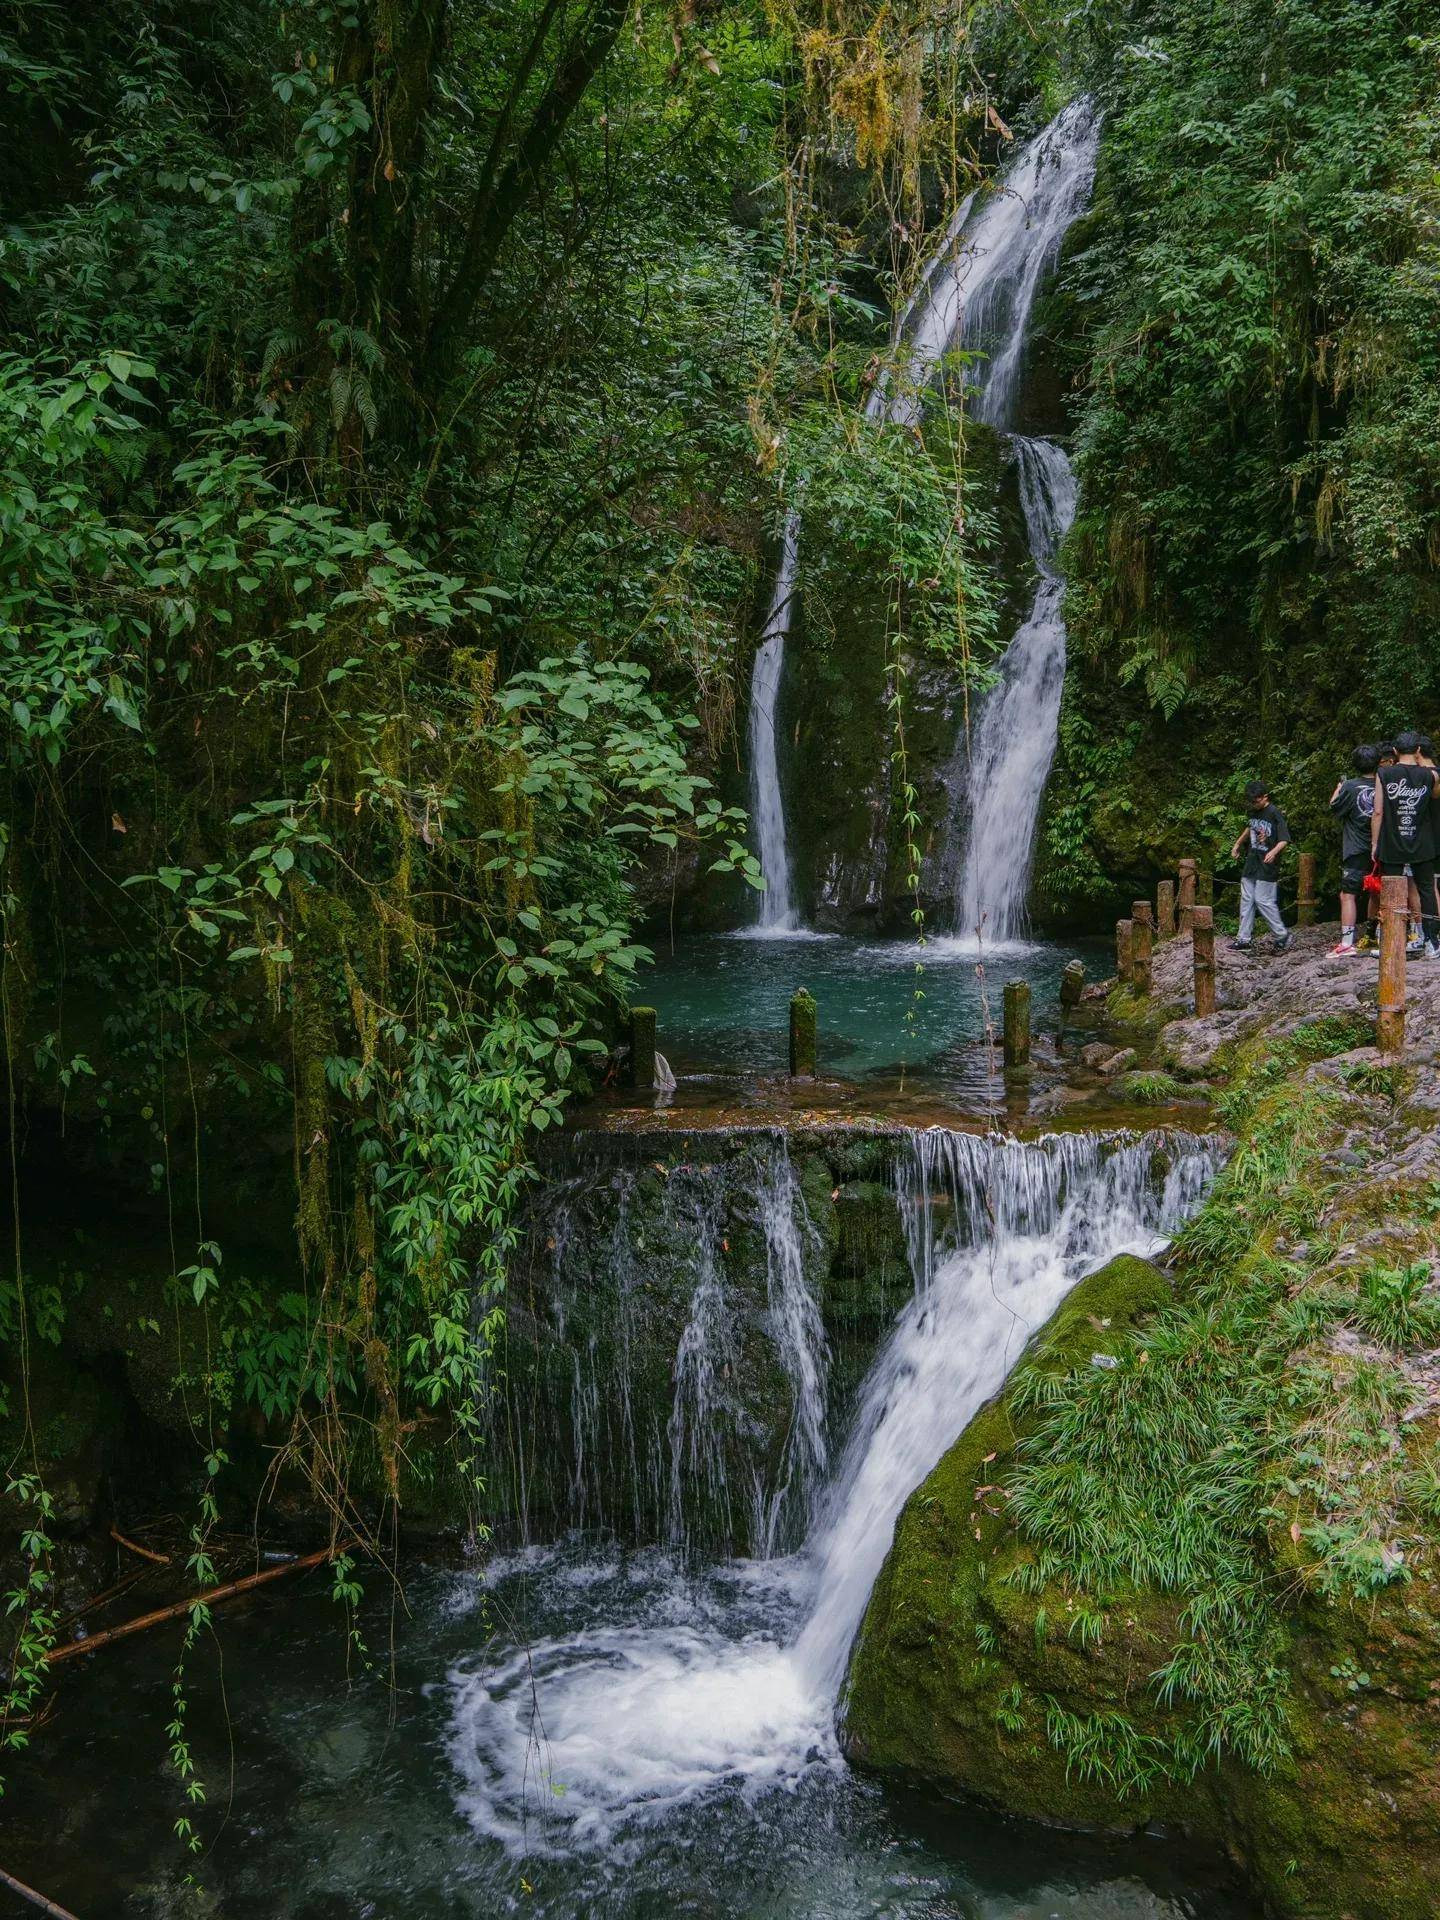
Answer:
[
  {"left": 938, "top": 95, "right": 1100, "bottom": 942},
  {"left": 745, "top": 95, "right": 1099, "bottom": 937}
]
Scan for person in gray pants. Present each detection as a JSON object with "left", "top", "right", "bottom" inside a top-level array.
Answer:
[{"left": 1229, "top": 780, "right": 1293, "bottom": 951}]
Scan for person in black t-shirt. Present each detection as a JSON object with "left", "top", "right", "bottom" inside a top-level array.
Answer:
[
  {"left": 1229, "top": 780, "right": 1293, "bottom": 951},
  {"left": 1371, "top": 730, "right": 1440, "bottom": 956},
  {"left": 1329, "top": 744, "right": 1380, "bottom": 955}
]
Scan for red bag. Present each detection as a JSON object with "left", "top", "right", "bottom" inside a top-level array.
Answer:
[{"left": 1362, "top": 861, "right": 1383, "bottom": 896}]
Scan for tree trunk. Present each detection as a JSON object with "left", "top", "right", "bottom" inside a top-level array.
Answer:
[{"left": 424, "top": 0, "right": 628, "bottom": 382}]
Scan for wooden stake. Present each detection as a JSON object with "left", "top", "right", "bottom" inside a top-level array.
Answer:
[
  {"left": 1297, "top": 851, "right": 1318, "bottom": 928},
  {"left": 628, "top": 1006, "right": 657, "bottom": 1090},
  {"left": 1192, "top": 906, "right": 1216, "bottom": 1016},
  {"left": 45, "top": 1541, "right": 353, "bottom": 1665},
  {"left": 1156, "top": 879, "right": 1176, "bottom": 941},
  {"left": 1116, "top": 918, "right": 1134, "bottom": 984},
  {"left": 1003, "top": 980, "right": 1031, "bottom": 1068},
  {"left": 1379, "top": 873, "right": 1407, "bottom": 1053},
  {"left": 1136, "top": 910, "right": 1159, "bottom": 998},
  {"left": 789, "top": 987, "right": 817, "bottom": 1078},
  {"left": 1177, "top": 858, "right": 1198, "bottom": 933}
]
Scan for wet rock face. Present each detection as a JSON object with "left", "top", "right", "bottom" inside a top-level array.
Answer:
[{"left": 495, "top": 1132, "right": 913, "bottom": 1559}]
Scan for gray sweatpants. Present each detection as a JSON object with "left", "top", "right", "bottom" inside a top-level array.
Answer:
[{"left": 1238, "top": 875, "right": 1286, "bottom": 941}]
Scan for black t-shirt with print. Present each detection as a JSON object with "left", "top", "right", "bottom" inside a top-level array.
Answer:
[
  {"left": 1242, "top": 803, "right": 1290, "bottom": 880},
  {"left": 1376, "top": 764, "right": 1438, "bottom": 865},
  {"left": 1330, "top": 776, "right": 1377, "bottom": 864}
]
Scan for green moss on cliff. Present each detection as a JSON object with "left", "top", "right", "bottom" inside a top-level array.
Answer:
[{"left": 846, "top": 1016, "right": 1440, "bottom": 1919}]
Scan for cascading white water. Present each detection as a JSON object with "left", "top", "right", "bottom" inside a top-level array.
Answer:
[
  {"left": 793, "top": 1128, "right": 1214, "bottom": 1692},
  {"left": 951, "top": 435, "right": 1076, "bottom": 944},
  {"left": 913, "top": 95, "right": 1100, "bottom": 943},
  {"left": 887, "top": 96, "right": 1102, "bottom": 433},
  {"left": 746, "top": 511, "right": 803, "bottom": 934},
  {"left": 449, "top": 1125, "right": 1221, "bottom": 1853},
  {"left": 506, "top": 1135, "right": 830, "bottom": 1557},
  {"left": 742, "top": 97, "right": 1099, "bottom": 938}
]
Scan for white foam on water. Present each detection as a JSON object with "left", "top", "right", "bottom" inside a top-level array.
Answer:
[
  {"left": 447, "top": 1128, "right": 1222, "bottom": 1859},
  {"left": 724, "top": 923, "right": 839, "bottom": 944}
]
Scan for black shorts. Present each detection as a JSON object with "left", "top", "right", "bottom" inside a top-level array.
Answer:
[{"left": 1339, "top": 862, "right": 1370, "bottom": 897}]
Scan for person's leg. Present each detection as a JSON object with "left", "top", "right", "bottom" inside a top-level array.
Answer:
[
  {"left": 1256, "top": 878, "right": 1288, "bottom": 941},
  {"left": 1415, "top": 858, "right": 1440, "bottom": 946},
  {"left": 1237, "top": 877, "right": 1257, "bottom": 943},
  {"left": 1334, "top": 874, "right": 1360, "bottom": 950}
]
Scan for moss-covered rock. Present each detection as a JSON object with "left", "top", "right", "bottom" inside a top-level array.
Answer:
[
  {"left": 844, "top": 1010, "right": 1440, "bottom": 1920},
  {"left": 844, "top": 1251, "right": 1181, "bottom": 1824}
]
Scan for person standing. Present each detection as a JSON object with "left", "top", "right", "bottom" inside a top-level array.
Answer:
[
  {"left": 1230, "top": 780, "right": 1293, "bottom": 951},
  {"left": 1372, "top": 732, "right": 1440, "bottom": 957},
  {"left": 1329, "top": 744, "right": 1381, "bottom": 955}
]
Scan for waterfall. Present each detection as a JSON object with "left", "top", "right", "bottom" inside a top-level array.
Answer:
[
  {"left": 451, "top": 1125, "right": 1223, "bottom": 1854},
  {"left": 951, "top": 435, "right": 1076, "bottom": 942},
  {"left": 741, "top": 97, "right": 1099, "bottom": 936},
  {"left": 746, "top": 511, "right": 802, "bottom": 934},
  {"left": 904, "top": 95, "right": 1100, "bottom": 942},
  {"left": 792, "top": 1125, "right": 1218, "bottom": 1692},
  {"left": 501, "top": 1132, "right": 830, "bottom": 1558},
  {"left": 885, "top": 95, "right": 1102, "bottom": 434}
]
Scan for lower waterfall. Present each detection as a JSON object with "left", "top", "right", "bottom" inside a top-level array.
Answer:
[{"left": 452, "top": 1126, "right": 1222, "bottom": 1858}]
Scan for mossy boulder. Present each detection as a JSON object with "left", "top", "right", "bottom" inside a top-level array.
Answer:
[
  {"left": 843, "top": 1242, "right": 1440, "bottom": 1920},
  {"left": 844, "top": 1251, "right": 1180, "bottom": 1826}
]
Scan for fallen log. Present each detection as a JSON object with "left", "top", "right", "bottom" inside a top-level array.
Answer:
[
  {"left": 46, "top": 1541, "right": 353, "bottom": 1666},
  {"left": 0, "top": 1864, "right": 80, "bottom": 1920}
]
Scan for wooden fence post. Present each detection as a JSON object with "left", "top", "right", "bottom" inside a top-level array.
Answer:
[
  {"left": 1157, "top": 878, "right": 1176, "bottom": 941},
  {"left": 1116, "top": 918, "right": 1134, "bottom": 985},
  {"left": 1297, "top": 852, "right": 1318, "bottom": 928},
  {"left": 629, "top": 1007, "right": 657, "bottom": 1089},
  {"left": 1192, "top": 906, "right": 1216, "bottom": 1016},
  {"left": 1003, "top": 980, "right": 1031, "bottom": 1068},
  {"left": 1178, "top": 858, "right": 1198, "bottom": 933},
  {"left": 789, "top": 987, "right": 817, "bottom": 1078},
  {"left": 1379, "top": 874, "right": 1407, "bottom": 1054},
  {"left": 1131, "top": 900, "right": 1154, "bottom": 997}
]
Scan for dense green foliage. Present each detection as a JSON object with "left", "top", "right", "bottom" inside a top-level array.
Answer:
[
  {"left": 4, "top": 0, "right": 1440, "bottom": 1877},
  {"left": 0, "top": 0, "right": 1025, "bottom": 1814},
  {"left": 1045, "top": 0, "right": 1440, "bottom": 903}
]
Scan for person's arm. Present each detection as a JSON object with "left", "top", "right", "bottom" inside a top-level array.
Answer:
[
  {"left": 1329, "top": 779, "right": 1346, "bottom": 813},
  {"left": 1263, "top": 811, "right": 1290, "bottom": 863},
  {"left": 1371, "top": 775, "right": 1384, "bottom": 858},
  {"left": 1230, "top": 829, "right": 1248, "bottom": 860}
]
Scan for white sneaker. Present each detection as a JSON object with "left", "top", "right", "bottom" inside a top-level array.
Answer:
[{"left": 1406, "top": 936, "right": 1426, "bottom": 957}]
